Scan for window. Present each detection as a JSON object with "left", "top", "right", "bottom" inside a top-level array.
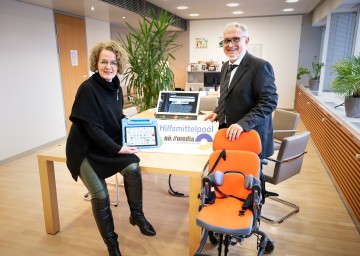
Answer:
[{"left": 322, "top": 12, "right": 357, "bottom": 91}]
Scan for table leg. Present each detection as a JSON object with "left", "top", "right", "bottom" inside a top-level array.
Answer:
[
  {"left": 38, "top": 158, "right": 60, "bottom": 234},
  {"left": 188, "top": 176, "right": 201, "bottom": 256}
]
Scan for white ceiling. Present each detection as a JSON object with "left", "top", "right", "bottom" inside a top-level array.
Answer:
[
  {"left": 148, "top": 0, "right": 322, "bottom": 19},
  {"left": 17, "top": 0, "right": 360, "bottom": 30}
]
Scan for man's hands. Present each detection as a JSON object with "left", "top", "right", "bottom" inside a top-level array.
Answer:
[
  {"left": 204, "top": 112, "right": 244, "bottom": 141},
  {"left": 204, "top": 112, "right": 218, "bottom": 122},
  {"left": 226, "top": 123, "right": 244, "bottom": 141}
]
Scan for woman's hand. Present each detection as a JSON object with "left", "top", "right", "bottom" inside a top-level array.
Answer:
[{"left": 118, "top": 146, "right": 138, "bottom": 154}]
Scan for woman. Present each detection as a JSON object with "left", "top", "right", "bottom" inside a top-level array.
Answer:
[{"left": 66, "top": 41, "right": 156, "bottom": 256}]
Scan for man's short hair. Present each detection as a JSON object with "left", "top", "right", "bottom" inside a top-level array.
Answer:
[{"left": 224, "top": 22, "right": 248, "bottom": 36}]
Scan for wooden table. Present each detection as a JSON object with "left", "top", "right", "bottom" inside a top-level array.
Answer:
[{"left": 37, "top": 110, "right": 210, "bottom": 255}]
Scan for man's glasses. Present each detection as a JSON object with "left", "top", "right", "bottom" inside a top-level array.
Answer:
[
  {"left": 221, "top": 36, "right": 246, "bottom": 45},
  {"left": 99, "top": 60, "right": 118, "bottom": 68}
]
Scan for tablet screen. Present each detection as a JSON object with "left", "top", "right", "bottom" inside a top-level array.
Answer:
[
  {"left": 156, "top": 91, "right": 200, "bottom": 116},
  {"left": 124, "top": 126, "right": 158, "bottom": 147}
]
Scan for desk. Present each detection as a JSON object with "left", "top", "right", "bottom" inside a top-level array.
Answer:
[{"left": 37, "top": 110, "right": 210, "bottom": 256}]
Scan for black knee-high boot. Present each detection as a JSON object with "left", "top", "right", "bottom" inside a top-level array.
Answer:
[
  {"left": 91, "top": 197, "right": 122, "bottom": 256},
  {"left": 123, "top": 170, "right": 156, "bottom": 236}
]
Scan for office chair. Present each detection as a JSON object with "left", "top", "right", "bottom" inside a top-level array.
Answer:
[
  {"left": 195, "top": 129, "right": 274, "bottom": 256},
  {"left": 83, "top": 107, "right": 139, "bottom": 206},
  {"left": 199, "top": 96, "right": 218, "bottom": 111},
  {"left": 261, "top": 131, "right": 311, "bottom": 224},
  {"left": 123, "top": 106, "right": 138, "bottom": 117},
  {"left": 272, "top": 109, "right": 300, "bottom": 150}
]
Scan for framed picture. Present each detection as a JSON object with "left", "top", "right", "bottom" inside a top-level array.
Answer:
[
  {"left": 195, "top": 38, "right": 208, "bottom": 48},
  {"left": 208, "top": 65, "right": 216, "bottom": 71}
]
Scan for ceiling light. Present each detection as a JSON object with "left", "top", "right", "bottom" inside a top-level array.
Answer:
[
  {"left": 122, "top": 17, "right": 125, "bottom": 19},
  {"left": 227, "top": 3, "right": 240, "bottom": 7},
  {"left": 91, "top": 6, "right": 95, "bottom": 11},
  {"left": 189, "top": 13, "right": 199, "bottom": 17},
  {"left": 233, "top": 11, "right": 244, "bottom": 15},
  {"left": 283, "top": 8, "right": 294, "bottom": 12},
  {"left": 286, "top": 0, "right": 299, "bottom": 3},
  {"left": 177, "top": 6, "right": 188, "bottom": 10}
]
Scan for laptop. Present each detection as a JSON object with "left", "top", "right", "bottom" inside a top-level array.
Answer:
[
  {"left": 121, "top": 118, "right": 160, "bottom": 149},
  {"left": 155, "top": 91, "right": 200, "bottom": 120}
]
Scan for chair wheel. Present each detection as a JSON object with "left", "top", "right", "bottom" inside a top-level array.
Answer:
[
  {"left": 265, "top": 240, "right": 275, "bottom": 254},
  {"left": 208, "top": 231, "right": 218, "bottom": 245}
]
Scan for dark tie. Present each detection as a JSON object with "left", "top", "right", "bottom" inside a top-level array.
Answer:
[{"left": 217, "top": 64, "right": 238, "bottom": 126}]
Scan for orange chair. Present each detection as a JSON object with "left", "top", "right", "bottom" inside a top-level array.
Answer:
[{"left": 195, "top": 129, "right": 274, "bottom": 256}]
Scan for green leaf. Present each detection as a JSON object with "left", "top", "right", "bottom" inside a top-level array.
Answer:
[
  {"left": 119, "top": 8, "right": 181, "bottom": 111},
  {"left": 330, "top": 55, "right": 360, "bottom": 98}
]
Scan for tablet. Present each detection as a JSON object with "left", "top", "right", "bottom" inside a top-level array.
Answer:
[{"left": 121, "top": 118, "right": 160, "bottom": 149}]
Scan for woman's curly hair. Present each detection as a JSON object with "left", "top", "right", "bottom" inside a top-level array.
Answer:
[{"left": 89, "top": 40, "right": 128, "bottom": 74}]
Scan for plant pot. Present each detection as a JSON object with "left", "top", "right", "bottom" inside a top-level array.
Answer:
[
  {"left": 344, "top": 97, "right": 360, "bottom": 118},
  {"left": 308, "top": 79, "right": 319, "bottom": 91}
]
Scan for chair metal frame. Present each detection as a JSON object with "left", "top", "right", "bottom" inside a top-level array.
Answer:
[{"left": 262, "top": 131, "right": 311, "bottom": 224}]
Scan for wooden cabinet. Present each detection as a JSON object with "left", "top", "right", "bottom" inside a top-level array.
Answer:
[{"left": 295, "top": 85, "right": 360, "bottom": 227}]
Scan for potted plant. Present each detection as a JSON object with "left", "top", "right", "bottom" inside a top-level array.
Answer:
[
  {"left": 297, "top": 61, "right": 324, "bottom": 91},
  {"left": 331, "top": 54, "right": 360, "bottom": 118},
  {"left": 119, "top": 8, "right": 182, "bottom": 112}
]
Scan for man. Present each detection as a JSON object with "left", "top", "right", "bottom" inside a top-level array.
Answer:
[{"left": 205, "top": 22, "right": 278, "bottom": 159}]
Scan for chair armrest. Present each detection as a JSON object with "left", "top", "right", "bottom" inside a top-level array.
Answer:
[
  {"left": 265, "top": 157, "right": 281, "bottom": 164},
  {"left": 279, "top": 151, "right": 307, "bottom": 163},
  {"left": 273, "top": 129, "right": 298, "bottom": 133}
]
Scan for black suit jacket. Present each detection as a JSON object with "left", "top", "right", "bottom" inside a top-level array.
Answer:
[{"left": 215, "top": 52, "right": 278, "bottom": 158}]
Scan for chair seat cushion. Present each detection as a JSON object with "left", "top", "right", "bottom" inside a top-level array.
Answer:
[{"left": 196, "top": 197, "right": 253, "bottom": 235}]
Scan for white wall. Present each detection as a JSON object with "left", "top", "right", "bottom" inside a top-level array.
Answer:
[
  {"left": 0, "top": 0, "right": 65, "bottom": 162},
  {"left": 85, "top": 18, "right": 111, "bottom": 76},
  {"left": 189, "top": 16, "right": 302, "bottom": 109},
  {"left": 0, "top": 1, "right": 112, "bottom": 163},
  {"left": 297, "top": 14, "right": 323, "bottom": 86}
]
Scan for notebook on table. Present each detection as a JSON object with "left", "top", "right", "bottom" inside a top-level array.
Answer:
[{"left": 155, "top": 91, "right": 200, "bottom": 120}]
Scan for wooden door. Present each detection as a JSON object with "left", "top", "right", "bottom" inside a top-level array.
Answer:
[{"left": 54, "top": 13, "right": 88, "bottom": 133}]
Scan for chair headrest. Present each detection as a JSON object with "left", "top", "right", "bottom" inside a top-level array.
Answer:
[{"left": 213, "top": 129, "right": 262, "bottom": 155}]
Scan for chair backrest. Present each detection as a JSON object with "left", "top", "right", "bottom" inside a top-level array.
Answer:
[
  {"left": 199, "top": 96, "right": 218, "bottom": 111},
  {"left": 123, "top": 106, "right": 138, "bottom": 117},
  {"left": 209, "top": 149, "right": 260, "bottom": 199},
  {"left": 268, "top": 131, "right": 310, "bottom": 185},
  {"left": 273, "top": 109, "right": 300, "bottom": 141},
  {"left": 209, "top": 129, "right": 262, "bottom": 199},
  {"left": 213, "top": 129, "right": 262, "bottom": 155}
]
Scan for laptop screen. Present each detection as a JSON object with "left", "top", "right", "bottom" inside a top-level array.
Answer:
[
  {"left": 122, "top": 118, "right": 160, "bottom": 148},
  {"left": 155, "top": 91, "right": 200, "bottom": 116}
]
